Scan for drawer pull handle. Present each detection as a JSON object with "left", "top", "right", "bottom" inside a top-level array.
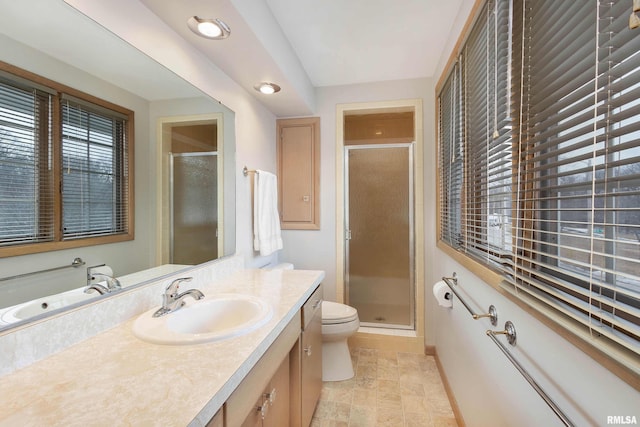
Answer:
[
  {"left": 304, "top": 345, "right": 312, "bottom": 356},
  {"left": 264, "top": 388, "right": 277, "bottom": 405},
  {"left": 312, "top": 299, "right": 322, "bottom": 310},
  {"left": 257, "top": 398, "right": 270, "bottom": 420}
]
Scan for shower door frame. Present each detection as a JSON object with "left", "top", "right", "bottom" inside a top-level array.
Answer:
[{"left": 344, "top": 142, "right": 416, "bottom": 330}]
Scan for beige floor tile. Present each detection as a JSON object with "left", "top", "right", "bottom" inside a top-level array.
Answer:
[
  {"left": 332, "top": 387, "right": 355, "bottom": 404},
  {"left": 378, "top": 357, "right": 399, "bottom": 368},
  {"left": 348, "top": 405, "right": 377, "bottom": 427},
  {"left": 355, "top": 375, "right": 377, "bottom": 389},
  {"left": 317, "top": 347, "right": 458, "bottom": 427},
  {"left": 356, "top": 364, "right": 377, "bottom": 379},
  {"left": 402, "top": 395, "right": 429, "bottom": 414},
  {"left": 377, "top": 349, "right": 399, "bottom": 361},
  {"left": 405, "top": 411, "right": 433, "bottom": 427},
  {"left": 377, "top": 364, "right": 400, "bottom": 380},
  {"left": 377, "top": 379, "right": 400, "bottom": 392},
  {"left": 358, "top": 349, "right": 378, "bottom": 366},
  {"left": 377, "top": 406, "right": 405, "bottom": 426},
  {"left": 377, "top": 392, "right": 403, "bottom": 411},
  {"left": 352, "top": 388, "right": 377, "bottom": 408}
]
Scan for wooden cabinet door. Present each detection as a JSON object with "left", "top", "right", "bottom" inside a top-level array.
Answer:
[
  {"left": 264, "top": 354, "right": 290, "bottom": 427},
  {"left": 206, "top": 408, "right": 224, "bottom": 427},
  {"left": 240, "top": 396, "right": 264, "bottom": 427},
  {"left": 276, "top": 117, "right": 320, "bottom": 230},
  {"left": 300, "top": 308, "right": 322, "bottom": 427}
]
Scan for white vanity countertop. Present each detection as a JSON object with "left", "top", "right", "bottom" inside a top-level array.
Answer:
[{"left": 0, "top": 268, "right": 324, "bottom": 427}]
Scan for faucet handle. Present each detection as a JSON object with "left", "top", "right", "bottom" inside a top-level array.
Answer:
[
  {"left": 166, "top": 277, "right": 193, "bottom": 296},
  {"left": 86, "top": 263, "right": 107, "bottom": 279}
]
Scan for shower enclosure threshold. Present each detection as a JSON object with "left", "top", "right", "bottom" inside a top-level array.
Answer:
[{"left": 358, "top": 326, "right": 417, "bottom": 338}]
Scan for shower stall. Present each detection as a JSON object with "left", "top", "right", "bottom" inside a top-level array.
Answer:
[{"left": 344, "top": 143, "right": 415, "bottom": 329}]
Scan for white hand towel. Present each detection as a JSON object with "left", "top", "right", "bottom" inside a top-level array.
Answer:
[{"left": 253, "top": 170, "right": 283, "bottom": 256}]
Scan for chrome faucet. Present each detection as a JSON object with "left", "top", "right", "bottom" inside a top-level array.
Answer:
[
  {"left": 153, "top": 277, "right": 204, "bottom": 318},
  {"left": 84, "top": 264, "right": 121, "bottom": 295}
]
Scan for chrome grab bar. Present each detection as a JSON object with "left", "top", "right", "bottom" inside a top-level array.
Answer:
[{"left": 0, "top": 257, "right": 85, "bottom": 282}]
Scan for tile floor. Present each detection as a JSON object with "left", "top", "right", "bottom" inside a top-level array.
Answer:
[{"left": 311, "top": 347, "right": 459, "bottom": 427}]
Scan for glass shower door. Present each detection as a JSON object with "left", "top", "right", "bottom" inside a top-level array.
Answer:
[
  {"left": 345, "top": 143, "right": 414, "bottom": 329},
  {"left": 170, "top": 152, "right": 218, "bottom": 264}
]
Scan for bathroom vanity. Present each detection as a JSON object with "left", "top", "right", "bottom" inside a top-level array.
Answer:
[{"left": 0, "top": 267, "right": 324, "bottom": 426}]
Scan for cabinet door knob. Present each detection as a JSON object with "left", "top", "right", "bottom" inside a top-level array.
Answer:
[
  {"left": 304, "top": 345, "right": 312, "bottom": 356},
  {"left": 312, "top": 298, "right": 322, "bottom": 310}
]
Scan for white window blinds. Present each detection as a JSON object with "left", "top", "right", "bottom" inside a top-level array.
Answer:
[
  {"left": 0, "top": 77, "right": 54, "bottom": 245},
  {"left": 508, "top": 0, "right": 640, "bottom": 359},
  {"left": 437, "top": 0, "right": 640, "bottom": 375},
  {"left": 438, "top": 62, "right": 464, "bottom": 247},
  {"left": 463, "top": 0, "right": 513, "bottom": 264},
  {"left": 61, "top": 96, "right": 129, "bottom": 239}
]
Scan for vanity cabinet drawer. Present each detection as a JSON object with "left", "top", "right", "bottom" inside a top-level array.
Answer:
[{"left": 302, "top": 284, "right": 322, "bottom": 330}]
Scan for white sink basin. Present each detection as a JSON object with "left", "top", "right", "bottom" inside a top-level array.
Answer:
[
  {"left": 132, "top": 293, "right": 273, "bottom": 345},
  {"left": 0, "top": 287, "right": 98, "bottom": 324}
]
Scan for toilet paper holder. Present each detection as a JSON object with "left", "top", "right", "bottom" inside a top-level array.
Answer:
[{"left": 441, "top": 272, "right": 498, "bottom": 326}]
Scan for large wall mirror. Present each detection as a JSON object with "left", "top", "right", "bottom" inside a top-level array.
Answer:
[{"left": 0, "top": 0, "right": 236, "bottom": 332}]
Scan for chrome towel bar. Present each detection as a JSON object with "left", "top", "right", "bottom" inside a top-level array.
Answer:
[
  {"left": 441, "top": 273, "right": 498, "bottom": 326},
  {"left": 0, "top": 257, "right": 85, "bottom": 282},
  {"left": 487, "top": 322, "right": 575, "bottom": 427},
  {"left": 441, "top": 271, "right": 574, "bottom": 426},
  {"left": 242, "top": 166, "right": 257, "bottom": 176}
]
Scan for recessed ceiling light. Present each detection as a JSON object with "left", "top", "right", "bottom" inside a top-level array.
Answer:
[
  {"left": 254, "top": 82, "right": 281, "bottom": 94},
  {"left": 187, "top": 16, "right": 230, "bottom": 40}
]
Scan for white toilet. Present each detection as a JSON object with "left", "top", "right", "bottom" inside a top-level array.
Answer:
[{"left": 322, "top": 301, "right": 360, "bottom": 381}]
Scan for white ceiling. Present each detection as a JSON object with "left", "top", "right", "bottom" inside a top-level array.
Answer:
[
  {"left": 139, "top": 0, "right": 466, "bottom": 116},
  {"left": 264, "top": 0, "right": 465, "bottom": 87}
]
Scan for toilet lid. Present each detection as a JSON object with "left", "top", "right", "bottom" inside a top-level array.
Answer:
[{"left": 322, "top": 301, "right": 358, "bottom": 324}]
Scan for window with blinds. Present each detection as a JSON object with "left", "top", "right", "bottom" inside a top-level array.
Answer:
[
  {"left": 437, "top": 0, "right": 640, "bottom": 379},
  {"left": 61, "top": 97, "right": 129, "bottom": 239},
  {"left": 0, "top": 66, "right": 132, "bottom": 254}
]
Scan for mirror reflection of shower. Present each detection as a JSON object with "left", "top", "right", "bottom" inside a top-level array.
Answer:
[
  {"left": 161, "top": 119, "right": 223, "bottom": 265},
  {"left": 344, "top": 110, "right": 415, "bottom": 330},
  {"left": 170, "top": 152, "right": 218, "bottom": 264}
]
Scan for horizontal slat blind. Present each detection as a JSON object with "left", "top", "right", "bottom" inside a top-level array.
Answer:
[
  {"left": 464, "top": 0, "right": 513, "bottom": 265},
  {"left": 0, "top": 80, "right": 54, "bottom": 246},
  {"left": 439, "top": 62, "right": 463, "bottom": 247},
  {"left": 61, "top": 97, "right": 129, "bottom": 239},
  {"left": 509, "top": 0, "right": 640, "bottom": 357},
  {"left": 437, "top": 0, "right": 640, "bottom": 375}
]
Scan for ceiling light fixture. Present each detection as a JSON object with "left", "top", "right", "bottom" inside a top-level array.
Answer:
[
  {"left": 187, "top": 16, "right": 230, "bottom": 39},
  {"left": 254, "top": 82, "right": 281, "bottom": 94}
]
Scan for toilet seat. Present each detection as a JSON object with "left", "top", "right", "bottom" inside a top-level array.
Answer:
[{"left": 322, "top": 301, "right": 358, "bottom": 325}]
